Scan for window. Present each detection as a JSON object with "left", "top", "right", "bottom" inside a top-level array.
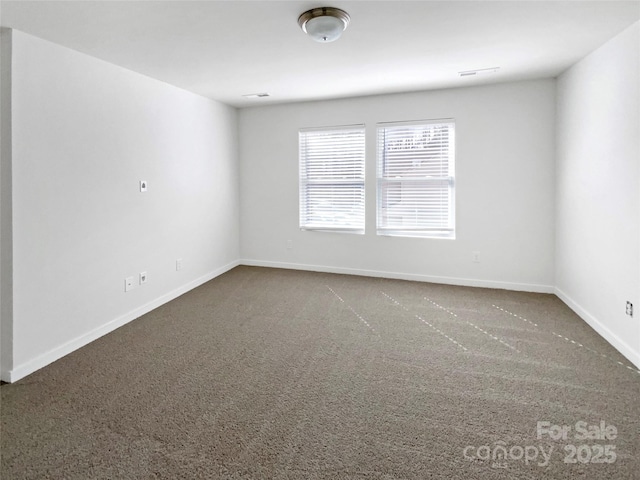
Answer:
[
  {"left": 377, "top": 120, "right": 455, "bottom": 238},
  {"left": 299, "top": 125, "right": 365, "bottom": 233}
]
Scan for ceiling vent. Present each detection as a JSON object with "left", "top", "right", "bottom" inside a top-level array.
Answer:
[{"left": 458, "top": 67, "right": 500, "bottom": 77}]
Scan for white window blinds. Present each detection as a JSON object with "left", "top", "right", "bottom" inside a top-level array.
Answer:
[
  {"left": 299, "top": 126, "right": 366, "bottom": 232},
  {"left": 377, "top": 120, "right": 455, "bottom": 238}
]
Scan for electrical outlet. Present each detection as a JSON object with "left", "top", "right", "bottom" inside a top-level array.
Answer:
[
  {"left": 626, "top": 301, "right": 633, "bottom": 317},
  {"left": 140, "top": 271, "right": 147, "bottom": 285},
  {"left": 176, "top": 258, "right": 183, "bottom": 271},
  {"left": 472, "top": 251, "right": 480, "bottom": 263},
  {"left": 286, "top": 240, "right": 293, "bottom": 250},
  {"left": 125, "top": 276, "right": 134, "bottom": 292}
]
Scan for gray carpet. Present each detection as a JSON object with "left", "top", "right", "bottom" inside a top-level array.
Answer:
[{"left": 1, "top": 266, "right": 639, "bottom": 479}]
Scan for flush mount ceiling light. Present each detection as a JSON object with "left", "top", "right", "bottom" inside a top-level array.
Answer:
[{"left": 298, "top": 7, "right": 350, "bottom": 43}]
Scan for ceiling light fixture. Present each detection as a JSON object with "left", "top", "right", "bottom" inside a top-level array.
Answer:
[{"left": 298, "top": 7, "right": 350, "bottom": 43}]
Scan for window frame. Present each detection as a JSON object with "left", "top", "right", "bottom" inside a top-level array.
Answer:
[
  {"left": 376, "top": 119, "right": 456, "bottom": 239},
  {"left": 299, "top": 124, "right": 366, "bottom": 234}
]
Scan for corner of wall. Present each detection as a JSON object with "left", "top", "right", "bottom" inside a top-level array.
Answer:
[
  {"left": 0, "top": 27, "right": 14, "bottom": 381},
  {"left": 554, "top": 20, "right": 640, "bottom": 369},
  {"left": 5, "top": 32, "right": 243, "bottom": 383}
]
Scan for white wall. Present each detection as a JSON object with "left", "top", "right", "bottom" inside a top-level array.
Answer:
[
  {"left": 239, "top": 80, "right": 556, "bottom": 291},
  {"left": 556, "top": 21, "right": 640, "bottom": 368},
  {"left": 4, "top": 31, "right": 240, "bottom": 381},
  {"left": 1, "top": 28, "right": 14, "bottom": 378}
]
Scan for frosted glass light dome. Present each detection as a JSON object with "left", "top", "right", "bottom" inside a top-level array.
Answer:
[{"left": 298, "top": 7, "right": 350, "bottom": 43}]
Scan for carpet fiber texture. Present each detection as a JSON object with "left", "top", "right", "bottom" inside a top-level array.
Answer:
[{"left": 2, "top": 266, "right": 639, "bottom": 479}]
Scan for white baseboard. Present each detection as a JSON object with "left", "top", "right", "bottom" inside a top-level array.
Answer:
[
  {"left": 243, "top": 260, "right": 639, "bottom": 368},
  {"left": 555, "top": 287, "right": 640, "bottom": 369},
  {"left": 5, "top": 260, "right": 239, "bottom": 383},
  {"left": 9, "top": 260, "right": 635, "bottom": 382},
  {"left": 240, "top": 259, "right": 555, "bottom": 293}
]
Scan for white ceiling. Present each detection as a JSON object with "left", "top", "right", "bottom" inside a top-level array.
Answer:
[{"left": 1, "top": 0, "right": 639, "bottom": 107}]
